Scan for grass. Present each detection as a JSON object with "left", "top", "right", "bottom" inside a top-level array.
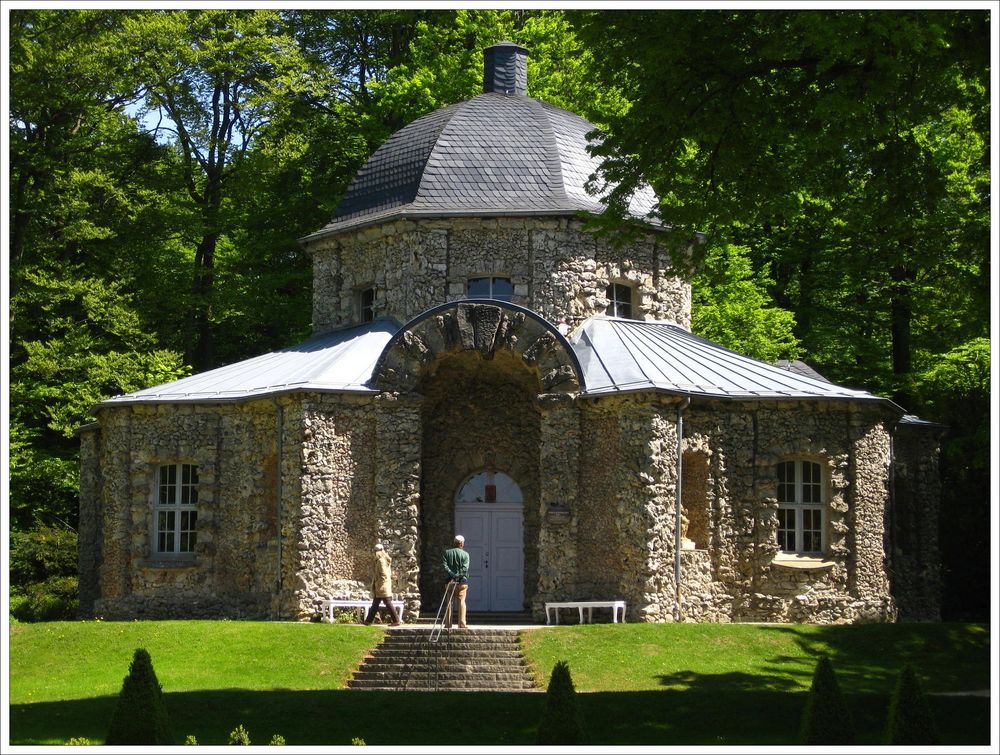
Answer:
[
  {"left": 8, "top": 620, "right": 992, "bottom": 746},
  {"left": 519, "top": 621, "right": 992, "bottom": 694}
]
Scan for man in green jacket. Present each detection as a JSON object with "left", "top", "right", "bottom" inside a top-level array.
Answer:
[{"left": 443, "top": 535, "right": 470, "bottom": 629}]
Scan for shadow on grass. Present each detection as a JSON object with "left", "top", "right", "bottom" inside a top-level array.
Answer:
[
  {"left": 10, "top": 686, "right": 991, "bottom": 746},
  {"left": 753, "top": 622, "right": 991, "bottom": 695}
]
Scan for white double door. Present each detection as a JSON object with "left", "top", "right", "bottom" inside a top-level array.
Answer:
[{"left": 454, "top": 503, "right": 524, "bottom": 612}]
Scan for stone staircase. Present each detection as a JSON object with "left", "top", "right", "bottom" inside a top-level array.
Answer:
[{"left": 348, "top": 627, "right": 537, "bottom": 691}]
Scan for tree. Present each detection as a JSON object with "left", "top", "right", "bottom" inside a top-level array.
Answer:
[
  {"left": 536, "top": 660, "right": 587, "bottom": 745},
  {"left": 123, "top": 10, "right": 316, "bottom": 369},
  {"left": 883, "top": 665, "right": 939, "bottom": 745},
  {"left": 9, "top": 9, "right": 189, "bottom": 529},
  {"left": 691, "top": 244, "right": 799, "bottom": 362},
  {"left": 105, "top": 648, "right": 173, "bottom": 745},
  {"left": 799, "top": 655, "right": 855, "bottom": 745},
  {"left": 575, "top": 9, "right": 989, "bottom": 398}
]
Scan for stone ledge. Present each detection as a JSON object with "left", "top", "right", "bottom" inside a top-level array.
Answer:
[
  {"left": 139, "top": 558, "right": 201, "bottom": 570},
  {"left": 772, "top": 555, "right": 836, "bottom": 571}
]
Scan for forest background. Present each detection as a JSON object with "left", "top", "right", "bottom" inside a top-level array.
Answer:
[{"left": 6, "top": 8, "right": 992, "bottom": 621}]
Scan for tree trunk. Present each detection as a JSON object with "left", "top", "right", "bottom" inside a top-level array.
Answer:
[{"left": 889, "top": 263, "right": 915, "bottom": 406}]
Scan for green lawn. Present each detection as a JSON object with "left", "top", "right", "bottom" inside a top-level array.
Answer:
[{"left": 8, "top": 620, "right": 992, "bottom": 746}]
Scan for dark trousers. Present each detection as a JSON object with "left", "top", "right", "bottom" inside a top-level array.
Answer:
[{"left": 365, "top": 596, "right": 400, "bottom": 625}]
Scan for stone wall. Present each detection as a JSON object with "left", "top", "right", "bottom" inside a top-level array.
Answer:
[
  {"left": 576, "top": 395, "right": 681, "bottom": 622},
  {"left": 306, "top": 216, "right": 691, "bottom": 334},
  {"left": 86, "top": 401, "right": 285, "bottom": 619},
  {"left": 680, "top": 400, "right": 897, "bottom": 623},
  {"left": 570, "top": 396, "right": 898, "bottom": 624},
  {"left": 293, "top": 394, "right": 380, "bottom": 618},
  {"left": 890, "top": 423, "right": 942, "bottom": 620}
]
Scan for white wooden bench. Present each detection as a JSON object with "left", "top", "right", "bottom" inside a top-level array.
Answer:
[
  {"left": 321, "top": 597, "right": 405, "bottom": 623},
  {"left": 545, "top": 600, "right": 626, "bottom": 625}
]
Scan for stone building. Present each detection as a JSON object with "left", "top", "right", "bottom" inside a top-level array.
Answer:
[{"left": 78, "top": 43, "right": 942, "bottom": 623}]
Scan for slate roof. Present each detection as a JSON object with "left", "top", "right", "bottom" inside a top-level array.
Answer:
[
  {"left": 99, "top": 319, "right": 398, "bottom": 406},
  {"left": 570, "top": 317, "right": 900, "bottom": 408},
  {"left": 303, "top": 93, "right": 659, "bottom": 240},
  {"left": 100, "top": 314, "right": 898, "bottom": 412}
]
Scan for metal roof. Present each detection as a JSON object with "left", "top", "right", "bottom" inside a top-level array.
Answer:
[
  {"left": 99, "top": 319, "right": 399, "bottom": 407},
  {"left": 303, "top": 93, "right": 659, "bottom": 240},
  {"left": 99, "top": 314, "right": 900, "bottom": 412},
  {"left": 571, "top": 317, "right": 900, "bottom": 407}
]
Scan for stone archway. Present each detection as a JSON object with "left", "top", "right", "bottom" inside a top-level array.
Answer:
[
  {"left": 373, "top": 300, "right": 582, "bottom": 395},
  {"left": 373, "top": 301, "right": 582, "bottom": 614}
]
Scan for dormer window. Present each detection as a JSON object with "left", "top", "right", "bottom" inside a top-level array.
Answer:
[
  {"left": 606, "top": 283, "right": 634, "bottom": 318},
  {"left": 357, "top": 286, "right": 375, "bottom": 323},
  {"left": 467, "top": 277, "right": 514, "bottom": 302}
]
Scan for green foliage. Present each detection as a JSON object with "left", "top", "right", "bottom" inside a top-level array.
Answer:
[
  {"left": 883, "top": 665, "right": 939, "bottom": 744},
  {"left": 105, "top": 648, "right": 174, "bottom": 745},
  {"left": 11, "top": 576, "right": 79, "bottom": 623},
  {"left": 185, "top": 734, "right": 199, "bottom": 745},
  {"left": 351, "top": 737, "right": 367, "bottom": 745},
  {"left": 66, "top": 737, "right": 92, "bottom": 745},
  {"left": 10, "top": 526, "right": 80, "bottom": 622},
  {"left": 10, "top": 526, "right": 78, "bottom": 587},
  {"left": 269, "top": 733, "right": 286, "bottom": 745},
  {"left": 536, "top": 660, "right": 587, "bottom": 745},
  {"left": 691, "top": 244, "right": 800, "bottom": 362},
  {"left": 799, "top": 656, "right": 855, "bottom": 745},
  {"left": 228, "top": 724, "right": 252, "bottom": 745}
]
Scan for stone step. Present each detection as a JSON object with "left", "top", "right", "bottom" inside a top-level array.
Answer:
[
  {"left": 377, "top": 641, "right": 522, "bottom": 652},
  {"left": 352, "top": 670, "right": 533, "bottom": 682},
  {"left": 358, "top": 661, "right": 530, "bottom": 673},
  {"left": 350, "top": 626, "right": 536, "bottom": 692},
  {"left": 387, "top": 627, "right": 522, "bottom": 636},
  {"left": 347, "top": 679, "right": 536, "bottom": 691},
  {"left": 368, "top": 648, "right": 525, "bottom": 660}
]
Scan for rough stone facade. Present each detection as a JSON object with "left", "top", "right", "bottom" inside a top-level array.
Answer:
[
  {"left": 306, "top": 216, "right": 691, "bottom": 333},
  {"left": 78, "top": 215, "right": 940, "bottom": 624}
]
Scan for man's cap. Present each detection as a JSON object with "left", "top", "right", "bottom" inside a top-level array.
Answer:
[
  {"left": 454, "top": 535, "right": 465, "bottom": 544},
  {"left": 374, "top": 543, "right": 384, "bottom": 550}
]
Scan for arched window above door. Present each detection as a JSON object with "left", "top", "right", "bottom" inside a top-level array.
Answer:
[{"left": 456, "top": 471, "right": 523, "bottom": 505}]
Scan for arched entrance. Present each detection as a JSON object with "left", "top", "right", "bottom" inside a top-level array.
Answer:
[{"left": 455, "top": 471, "right": 524, "bottom": 612}]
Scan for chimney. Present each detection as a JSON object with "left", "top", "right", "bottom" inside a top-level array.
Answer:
[{"left": 483, "top": 42, "right": 528, "bottom": 96}]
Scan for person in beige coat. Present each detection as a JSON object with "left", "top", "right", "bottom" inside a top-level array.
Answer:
[{"left": 364, "top": 543, "right": 402, "bottom": 625}]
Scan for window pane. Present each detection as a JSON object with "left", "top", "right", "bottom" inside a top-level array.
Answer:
[
  {"left": 802, "top": 507, "right": 822, "bottom": 552},
  {"left": 780, "top": 461, "right": 795, "bottom": 483},
  {"left": 491, "top": 277, "right": 514, "bottom": 302},
  {"left": 776, "top": 508, "right": 795, "bottom": 551},
  {"left": 606, "top": 283, "right": 633, "bottom": 318},
  {"left": 467, "top": 277, "right": 491, "bottom": 298}
]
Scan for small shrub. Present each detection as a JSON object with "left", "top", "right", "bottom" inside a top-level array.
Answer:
[
  {"left": 185, "top": 734, "right": 199, "bottom": 745},
  {"left": 105, "top": 648, "right": 173, "bottom": 745},
  {"left": 334, "top": 609, "right": 361, "bottom": 624},
  {"left": 10, "top": 575, "right": 78, "bottom": 622},
  {"left": 10, "top": 526, "right": 78, "bottom": 586},
  {"left": 66, "top": 737, "right": 92, "bottom": 745},
  {"left": 351, "top": 737, "right": 366, "bottom": 745},
  {"left": 269, "top": 734, "right": 286, "bottom": 745},
  {"left": 799, "top": 655, "right": 855, "bottom": 745},
  {"left": 883, "top": 665, "right": 939, "bottom": 744},
  {"left": 229, "top": 724, "right": 252, "bottom": 745},
  {"left": 536, "top": 660, "right": 587, "bottom": 744}
]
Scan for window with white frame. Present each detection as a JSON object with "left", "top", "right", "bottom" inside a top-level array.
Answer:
[
  {"left": 467, "top": 276, "right": 514, "bottom": 302},
  {"left": 606, "top": 282, "right": 634, "bottom": 318},
  {"left": 156, "top": 464, "right": 199, "bottom": 555},
  {"left": 776, "top": 459, "right": 824, "bottom": 555},
  {"left": 357, "top": 286, "right": 375, "bottom": 323}
]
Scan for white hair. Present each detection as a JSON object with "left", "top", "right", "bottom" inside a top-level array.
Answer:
[{"left": 454, "top": 535, "right": 465, "bottom": 544}]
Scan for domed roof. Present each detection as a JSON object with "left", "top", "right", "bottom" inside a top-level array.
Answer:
[{"left": 305, "top": 43, "right": 659, "bottom": 240}]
